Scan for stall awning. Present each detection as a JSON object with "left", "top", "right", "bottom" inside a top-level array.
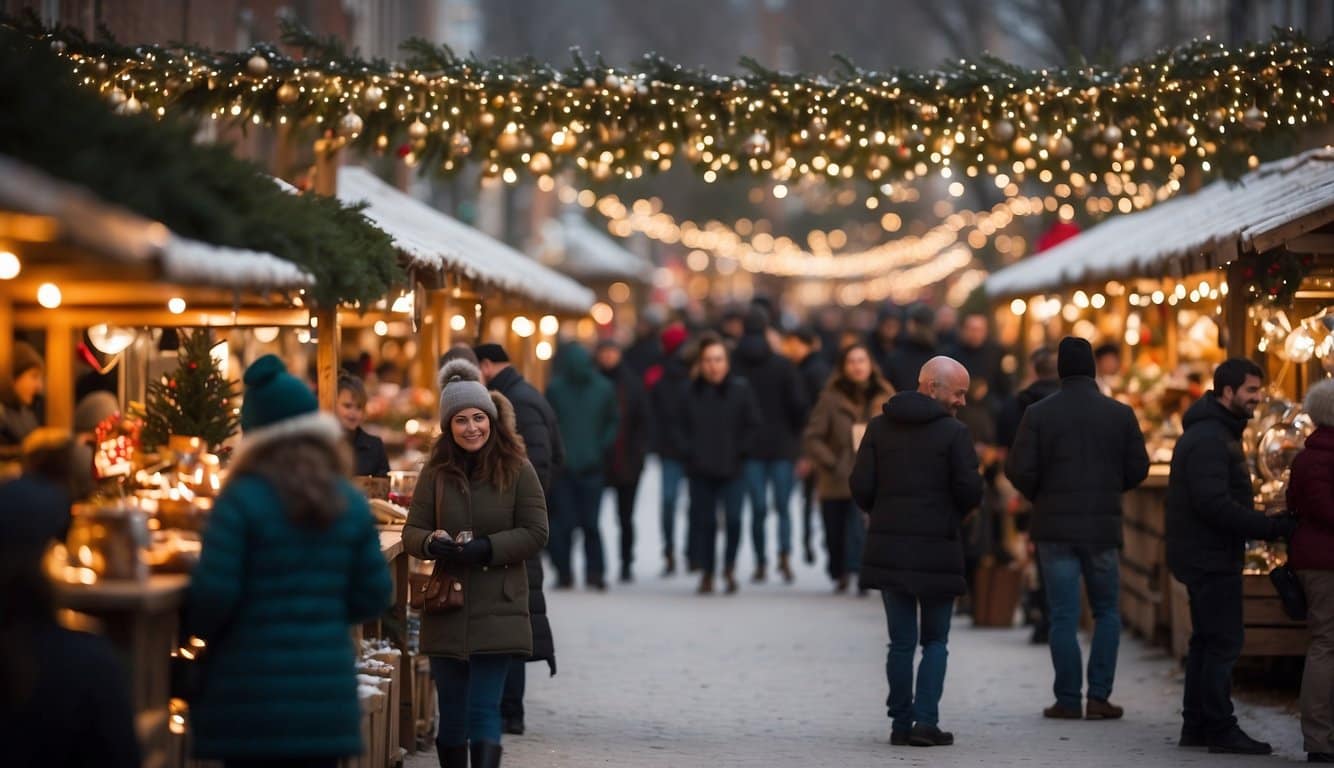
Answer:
[
  {"left": 335, "top": 167, "right": 595, "bottom": 315},
  {"left": 0, "top": 155, "right": 313, "bottom": 292},
  {"left": 986, "top": 148, "right": 1334, "bottom": 297},
  {"left": 535, "top": 211, "right": 652, "bottom": 283}
]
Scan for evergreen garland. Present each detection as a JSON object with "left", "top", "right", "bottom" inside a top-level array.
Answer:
[
  {"left": 1239, "top": 249, "right": 1316, "bottom": 307},
  {"left": 0, "top": 24, "right": 403, "bottom": 308},
  {"left": 139, "top": 330, "right": 240, "bottom": 452}
]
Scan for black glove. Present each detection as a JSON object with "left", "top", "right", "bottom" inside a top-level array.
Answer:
[
  {"left": 453, "top": 536, "right": 493, "bottom": 566},
  {"left": 426, "top": 534, "right": 457, "bottom": 559},
  {"left": 1269, "top": 514, "right": 1298, "bottom": 541}
]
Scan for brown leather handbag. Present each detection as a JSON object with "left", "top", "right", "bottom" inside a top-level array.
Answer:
[{"left": 408, "top": 472, "right": 465, "bottom": 614}]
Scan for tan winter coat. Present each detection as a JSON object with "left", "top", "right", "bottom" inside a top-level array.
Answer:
[{"left": 802, "top": 379, "right": 894, "bottom": 500}]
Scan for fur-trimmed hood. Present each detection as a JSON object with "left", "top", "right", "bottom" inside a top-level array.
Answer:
[{"left": 227, "top": 410, "right": 343, "bottom": 477}]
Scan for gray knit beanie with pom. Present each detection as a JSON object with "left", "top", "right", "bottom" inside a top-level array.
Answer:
[{"left": 438, "top": 359, "right": 498, "bottom": 423}]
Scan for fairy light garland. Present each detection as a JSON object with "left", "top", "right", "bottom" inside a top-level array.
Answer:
[{"left": 23, "top": 18, "right": 1332, "bottom": 191}]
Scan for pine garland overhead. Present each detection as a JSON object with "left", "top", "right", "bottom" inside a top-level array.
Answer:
[
  {"left": 0, "top": 22, "right": 402, "bottom": 309},
  {"left": 17, "top": 15, "right": 1333, "bottom": 191}
]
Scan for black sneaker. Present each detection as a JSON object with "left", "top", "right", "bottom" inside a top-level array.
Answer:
[
  {"left": 890, "top": 730, "right": 910, "bottom": 746},
  {"left": 1208, "top": 726, "right": 1272, "bottom": 755},
  {"left": 1309, "top": 753, "right": 1334, "bottom": 763},
  {"left": 908, "top": 724, "right": 954, "bottom": 747},
  {"left": 1178, "top": 725, "right": 1207, "bottom": 748},
  {"left": 502, "top": 716, "right": 525, "bottom": 736}
]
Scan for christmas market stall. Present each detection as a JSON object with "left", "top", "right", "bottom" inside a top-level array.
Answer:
[{"left": 986, "top": 147, "right": 1334, "bottom": 657}]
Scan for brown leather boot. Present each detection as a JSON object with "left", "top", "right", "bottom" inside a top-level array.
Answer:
[
  {"left": 835, "top": 575, "right": 850, "bottom": 594},
  {"left": 1085, "top": 698, "right": 1124, "bottom": 720},
  {"left": 751, "top": 564, "right": 767, "bottom": 583},
  {"left": 724, "top": 569, "right": 739, "bottom": 594},
  {"left": 778, "top": 553, "right": 794, "bottom": 584},
  {"left": 697, "top": 573, "right": 714, "bottom": 594}
]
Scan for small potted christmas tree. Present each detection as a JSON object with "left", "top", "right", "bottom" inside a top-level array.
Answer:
[{"left": 140, "top": 329, "right": 240, "bottom": 457}]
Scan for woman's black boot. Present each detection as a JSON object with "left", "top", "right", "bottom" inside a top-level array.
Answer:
[
  {"left": 470, "top": 741, "right": 503, "bottom": 768},
  {"left": 437, "top": 743, "right": 468, "bottom": 768}
]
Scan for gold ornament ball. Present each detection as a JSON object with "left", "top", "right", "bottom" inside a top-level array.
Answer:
[
  {"left": 450, "top": 132, "right": 473, "bottom": 156},
  {"left": 107, "top": 87, "right": 128, "bottom": 108},
  {"left": 115, "top": 95, "right": 142, "bottom": 116},
  {"left": 337, "top": 111, "right": 364, "bottom": 138},
  {"left": 529, "top": 152, "right": 553, "bottom": 174},
  {"left": 604, "top": 74, "right": 622, "bottom": 89},
  {"left": 1102, "top": 124, "right": 1123, "bottom": 144},
  {"left": 95, "top": 61, "right": 109, "bottom": 75},
  {"left": 408, "top": 119, "right": 430, "bottom": 140},
  {"left": 809, "top": 116, "right": 828, "bottom": 135},
  {"left": 918, "top": 103, "right": 939, "bottom": 121},
  {"left": 989, "top": 119, "right": 1016, "bottom": 143},
  {"left": 479, "top": 112, "right": 497, "bottom": 128},
  {"left": 539, "top": 122, "right": 559, "bottom": 141},
  {"left": 1243, "top": 107, "right": 1266, "bottom": 131},
  {"left": 1012, "top": 135, "right": 1033, "bottom": 156},
  {"left": 363, "top": 85, "right": 385, "bottom": 108},
  {"left": 742, "top": 131, "right": 771, "bottom": 158},
  {"left": 583, "top": 77, "right": 598, "bottom": 90},
  {"left": 497, "top": 130, "right": 523, "bottom": 154},
  {"left": 50, "top": 39, "right": 66, "bottom": 54},
  {"left": 1054, "top": 135, "right": 1073, "bottom": 158},
  {"left": 276, "top": 82, "right": 300, "bottom": 104},
  {"left": 830, "top": 131, "right": 851, "bottom": 151},
  {"left": 247, "top": 54, "right": 270, "bottom": 76}
]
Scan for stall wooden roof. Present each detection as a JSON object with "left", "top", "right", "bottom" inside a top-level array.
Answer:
[
  {"left": 986, "top": 148, "right": 1334, "bottom": 297},
  {"left": 335, "top": 167, "right": 595, "bottom": 315}
]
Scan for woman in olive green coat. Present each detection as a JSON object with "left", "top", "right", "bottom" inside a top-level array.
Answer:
[{"left": 404, "top": 360, "right": 548, "bottom": 768}]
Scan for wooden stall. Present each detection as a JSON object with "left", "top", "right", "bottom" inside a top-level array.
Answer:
[{"left": 985, "top": 148, "right": 1334, "bottom": 658}]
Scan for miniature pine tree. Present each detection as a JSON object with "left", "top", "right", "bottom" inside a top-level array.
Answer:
[{"left": 141, "top": 330, "right": 240, "bottom": 451}]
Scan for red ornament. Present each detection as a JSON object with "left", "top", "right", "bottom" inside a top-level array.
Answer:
[
  {"left": 396, "top": 143, "right": 413, "bottom": 158},
  {"left": 189, "top": 362, "right": 198, "bottom": 369},
  {"left": 1242, "top": 267, "right": 1255, "bottom": 279}
]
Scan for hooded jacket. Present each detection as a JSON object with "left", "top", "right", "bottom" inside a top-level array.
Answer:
[
  {"left": 1004, "top": 376, "right": 1149, "bottom": 551},
  {"left": 851, "top": 391, "right": 983, "bottom": 597},
  {"left": 730, "top": 332, "right": 808, "bottom": 461},
  {"left": 545, "top": 345, "right": 619, "bottom": 475},
  {"left": 1288, "top": 427, "right": 1334, "bottom": 571},
  {"left": 1166, "top": 392, "right": 1290, "bottom": 581},
  {"left": 600, "top": 362, "right": 650, "bottom": 487}
]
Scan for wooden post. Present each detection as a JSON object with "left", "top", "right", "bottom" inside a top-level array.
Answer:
[
  {"left": 1225, "top": 261, "right": 1254, "bottom": 362},
  {"left": 44, "top": 318, "right": 73, "bottom": 429},
  {"left": 433, "top": 291, "right": 451, "bottom": 357},
  {"left": 1164, "top": 280, "right": 1180, "bottom": 371},
  {"left": 0, "top": 295, "right": 12, "bottom": 380},
  {"left": 316, "top": 306, "right": 340, "bottom": 412},
  {"left": 312, "top": 136, "right": 342, "bottom": 197}
]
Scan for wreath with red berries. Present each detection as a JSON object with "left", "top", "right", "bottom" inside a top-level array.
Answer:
[{"left": 1239, "top": 249, "right": 1315, "bottom": 307}]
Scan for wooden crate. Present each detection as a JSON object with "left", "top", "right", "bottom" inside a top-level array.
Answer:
[
  {"left": 1120, "top": 485, "right": 1171, "bottom": 643},
  {"left": 1170, "top": 574, "right": 1309, "bottom": 660}
]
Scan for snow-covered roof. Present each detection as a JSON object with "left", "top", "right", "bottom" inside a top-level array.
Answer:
[
  {"left": 986, "top": 148, "right": 1334, "bottom": 297},
  {"left": 0, "top": 155, "right": 313, "bottom": 291},
  {"left": 336, "top": 166, "right": 595, "bottom": 314},
  {"left": 535, "top": 211, "right": 652, "bottom": 282}
]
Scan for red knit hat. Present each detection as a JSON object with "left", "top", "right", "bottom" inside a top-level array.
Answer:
[{"left": 661, "top": 324, "right": 687, "bottom": 355}]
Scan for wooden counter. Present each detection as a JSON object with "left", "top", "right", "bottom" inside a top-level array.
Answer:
[{"left": 1121, "top": 470, "right": 1171, "bottom": 644}]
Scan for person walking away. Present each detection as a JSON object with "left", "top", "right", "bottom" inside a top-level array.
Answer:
[
  {"left": 731, "top": 306, "right": 808, "bottom": 584},
  {"left": 786, "top": 326, "right": 833, "bottom": 565},
  {"left": 404, "top": 360, "right": 549, "bottom": 767},
  {"left": 336, "top": 373, "right": 391, "bottom": 477},
  {"left": 1166, "top": 358, "right": 1296, "bottom": 755},
  {"left": 0, "top": 341, "right": 44, "bottom": 458},
  {"left": 802, "top": 343, "right": 893, "bottom": 593},
  {"left": 995, "top": 347, "right": 1060, "bottom": 644},
  {"left": 1005, "top": 337, "right": 1150, "bottom": 721},
  {"left": 473, "top": 343, "right": 563, "bottom": 737},
  {"left": 0, "top": 476, "right": 140, "bottom": 768},
  {"left": 648, "top": 324, "right": 692, "bottom": 575},
  {"left": 545, "top": 343, "right": 619, "bottom": 590},
  {"left": 185, "top": 356, "right": 393, "bottom": 767},
  {"left": 885, "top": 304, "right": 939, "bottom": 394},
  {"left": 595, "top": 340, "right": 651, "bottom": 583},
  {"left": 677, "top": 334, "right": 761, "bottom": 594},
  {"left": 1284, "top": 378, "right": 1334, "bottom": 762},
  {"left": 852, "top": 356, "right": 981, "bottom": 747}
]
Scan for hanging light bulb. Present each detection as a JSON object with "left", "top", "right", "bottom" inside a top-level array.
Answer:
[
  {"left": 252, "top": 327, "right": 280, "bottom": 343},
  {"left": 87, "top": 324, "right": 137, "bottom": 355}
]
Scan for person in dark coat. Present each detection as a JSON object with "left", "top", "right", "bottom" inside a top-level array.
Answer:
[
  {"left": 0, "top": 476, "right": 140, "bottom": 768},
  {"left": 0, "top": 341, "right": 44, "bottom": 458},
  {"left": 473, "top": 343, "right": 562, "bottom": 737},
  {"left": 1288, "top": 379, "right": 1334, "bottom": 762},
  {"left": 787, "top": 326, "right": 833, "bottom": 565},
  {"left": 731, "top": 306, "right": 808, "bottom": 584},
  {"left": 335, "top": 374, "right": 391, "bottom": 477},
  {"left": 595, "top": 340, "right": 651, "bottom": 583},
  {"left": 866, "top": 304, "right": 902, "bottom": 378},
  {"left": 947, "top": 313, "right": 1011, "bottom": 401},
  {"left": 648, "top": 324, "right": 693, "bottom": 575},
  {"left": 623, "top": 315, "right": 664, "bottom": 378},
  {"left": 1166, "top": 358, "right": 1295, "bottom": 755},
  {"left": 852, "top": 356, "right": 981, "bottom": 747},
  {"left": 545, "top": 343, "right": 619, "bottom": 590},
  {"left": 676, "top": 333, "right": 762, "bottom": 595},
  {"left": 1005, "top": 337, "right": 1150, "bottom": 721},
  {"left": 186, "top": 356, "right": 393, "bottom": 766},
  {"left": 885, "top": 303, "right": 939, "bottom": 394}
]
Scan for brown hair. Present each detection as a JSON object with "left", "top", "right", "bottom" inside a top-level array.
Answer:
[
  {"left": 240, "top": 436, "right": 350, "bottom": 529},
  {"left": 428, "top": 392, "right": 527, "bottom": 491},
  {"left": 832, "top": 342, "right": 893, "bottom": 401},
  {"left": 337, "top": 373, "right": 368, "bottom": 408}
]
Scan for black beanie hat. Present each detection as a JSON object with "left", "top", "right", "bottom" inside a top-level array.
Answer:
[
  {"left": 473, "top": 343, "right": 511, "bottom": 364},
  {"left": 1057, "top": 336, "right": 1096, "bottom": 379}
]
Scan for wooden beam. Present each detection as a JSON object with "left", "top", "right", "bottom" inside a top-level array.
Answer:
[
  {"left": 0, "top": 296, "right": 11, "bottom": 379},
  {"left": 1225, "top": 261, "right": 1251, "bottom": 360},
  {"left": 1285, "top": 233, "right": 1334, "bottom": 255},
  {"left": 13, "top": 307, "right": 309, "bottom": 329},
  {"left": 1249, "top": 208, "right": 1334, "bottom": 255},
  {"left": 315, "top": 306, "right": 340, "bottom": 412},
  {"left": 44, "top": 318, "right": 73, "bottom": 429}
]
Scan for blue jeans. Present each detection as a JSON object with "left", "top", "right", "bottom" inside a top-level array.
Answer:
[
  {"left": 1038, "top": 543, "right": 1121, "bottom": 708},
  {"left": 660, "top": 457, "right": 686, "bottom": 558},
  {"left": 688, "top": 474, "right": 746, "bottom": 575},
  {"left": 846, "top": 505, "right": 867, "bottom": 575},
  {"left": 431, "top": 654, "right": 511, "bottom": 746},
  {"left": 549, "top": 471, "right": 606, "bottom": 584},
  {"left": 883, "top": 591, "right": 954, "bottom": 732},
  {"left": 743, "top": 459, "right": 795, "bottom": 564}
]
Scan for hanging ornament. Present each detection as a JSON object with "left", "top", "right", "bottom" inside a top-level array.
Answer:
[
  {"left": 1053, "top": 135, "right": 1074, "bottom": 158},
  {"left": 742, "top": 131, "right": 771, "bottom": 158},
  {"left": 918, "top": 103, "right": 939, "bottom": 122},
  {"left": 95, "top": 61, "right": 109, "bottom": 75},
  {"left": 1283, "top": 326, "right": 1316, "bottom": 363},
  {"left": 829, "top": 130, "right": 851, "bottom": 152},
  {"left": 989, "top": 119, "right": 1016, "bottom": 143},
  {"left": 276, "top": 82, "right": 299, "bottom": 104},
  {"left": 582, "top": 77, "right": 598, "bottom": 90},
  {"left": 604, "top": 74, "right": 622, "bottom": 90},
  {"left": 246, "top": 54, "right": 270, "bottom": 76},
  {"left": 407, "top": 119, "right": 429, "bottom": 140},
  {"left": 478, "top": 111, "right": 496, "bottom": 128},
  {"left": 362, "top": 85, "right": 385, "bottom": 108},
  {"left": 115, "top": 95, "right": 142, "bottom": 116},
  {"left": 337, "top": 111, "right": 364, "bottom": 139},
  {"left": 449, "top": 132, "right": 473, "bottom": 156},
  {"left": 809, "top": 116, "right": 828, "bottom": 135},
  {"left": 1012, "top": 135, "right": 1033, "bottom": 156},
  {"left": 50, "top": 39, "right": 66, "bottom": 54},
  {"left": 1243, "top": 106, "right": 1267, "bottom": 130},
  {"left": 529, "top": 152, "right": 553, "bottom": 174},
  {"left": 107, "top": 87, "right": 128, "bottom": 108},
  {"left": 1102, "top": 124, "right": 1123, "bottom": 144}
]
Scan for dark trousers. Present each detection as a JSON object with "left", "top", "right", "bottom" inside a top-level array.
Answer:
[
  {"left": 688, "top": 474, "right": 746, "bottom": 576},
  {"left": 549, "top": 470, "right": 606, "bottom": 584},
  {"left": 431, "top": 654, "right": 511, "bottom": 746},
  {"left": 500, "top": 658, "right": 526, "bottom": 720},
  {"left": 611, "top": 483, "right": 639, "bottom": 569},
  {"left": 1181, "top": 572, "right": 1244, "bottom": 737},
  {"left": 660, "top": 458, "right": 686, "bottom": 558},
  {"left": 883, "top": 591, "right": 955, "bottom": 732},
  {"left": 800, "top": 475, "right": 819, "bottom": 561},
  {"left": 820, "top": 499, "right": 865, "bottom": 580}
]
